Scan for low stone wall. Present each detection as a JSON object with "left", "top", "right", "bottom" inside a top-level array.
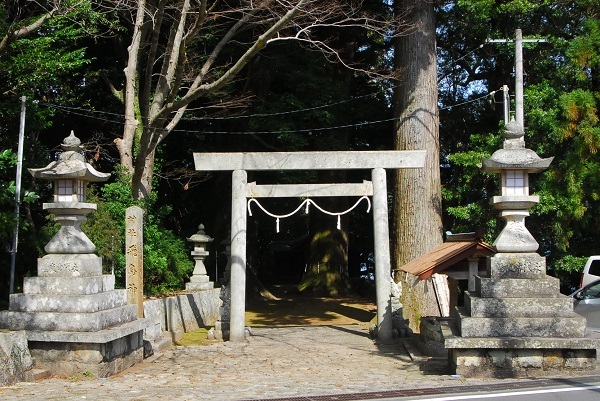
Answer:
[
  {"left": 143, "top": 288, "right": 221, "bottom": 342},
  {"left": 0, "top": 289, "right": 221, "bottom": 386},
  {"left": 449, "top": 348, "right": 598, "bottom": 378},
  {"left": 0, "top": 330, "right": 33, "bottom": 386}
]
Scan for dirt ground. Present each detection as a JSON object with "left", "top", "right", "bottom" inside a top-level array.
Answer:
[
  {"left": 175, "top": 285, "right": 377, "bottom": 346},
  {"left": 245, "top": 285, "right": 377, "bottom": 328}
]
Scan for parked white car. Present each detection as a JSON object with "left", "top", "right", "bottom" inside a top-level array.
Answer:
[
  {"left": 580, "top": 256, "right": 600, "bottom": 287},
  {"left": 571, "top": 278, "right": 600, "bottom": 332}
]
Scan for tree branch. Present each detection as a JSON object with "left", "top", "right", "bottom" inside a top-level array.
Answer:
[{"left": 0, "top": 7, "right": 58, "bottom": 53}]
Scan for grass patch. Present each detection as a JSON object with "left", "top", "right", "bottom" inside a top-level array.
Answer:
[{"left": 174, "top": 328, "right": 211, "bottom": 346}]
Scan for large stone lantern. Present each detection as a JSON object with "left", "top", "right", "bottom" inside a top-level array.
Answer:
[
  {"left": 29, "top": 131, "right": 110, "bottom": 254},
  {"left": 0, "top": 131, "right": 149, "bottom": 377},
  {"left": 481, "top": 120, "right": 553, "bottom": 252},
  {"left": 445, "top": 120, "right": 600, "bottom": 378}
]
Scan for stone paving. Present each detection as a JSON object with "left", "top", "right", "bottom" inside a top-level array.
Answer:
[{"left": 0, "top": 325, "right": 590, "bottom": 401}]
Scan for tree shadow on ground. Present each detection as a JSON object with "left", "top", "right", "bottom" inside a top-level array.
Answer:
[
  {"left": 245, "top": 285, "right": 452, "bottom": 375},
  {"left": 246, "top": 285, "right": 376, "bottom": 327}
]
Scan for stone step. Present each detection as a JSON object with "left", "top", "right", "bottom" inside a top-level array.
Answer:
[
  {"left": 475, "top": 276, "right": 560, "bottom": 298},
  {"left": 456, "top": 307, "right": 587, "bottom": 338},
  {"left": 0, "top": 304, "right": 139, "bottom": 332},
  {"left": 9, "top": 290, "right": 127, "bottom": 313},
  {"left": 464, "top": 292, "right": 574, "bottom": 318},
  {"left": 23, "top": 275, "right": 115, "bottom": 295},
  {"left": 25, "top": 368, "right": 52, "bottom": 382},
  {"left": 143, "top": 332, "right": 172, "bottom": 358}
]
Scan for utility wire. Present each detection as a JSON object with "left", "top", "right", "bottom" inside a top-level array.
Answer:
[
  {"left": 36, "top": 42, "right": 488, "bottom": 123},
  {"left": 37, "top": 87, "right": 499, "bottom": 135},
  {"left": 34, "top": 42, "right": 494, "bottom": 134}
]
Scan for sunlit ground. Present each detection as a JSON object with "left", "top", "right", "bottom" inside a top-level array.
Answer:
[{"left": 177, "top": 285, "right": 377, "bottom": 345}]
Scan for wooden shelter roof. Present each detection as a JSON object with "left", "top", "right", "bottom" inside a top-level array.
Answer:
[{"left": 398, "top": 240, "right": 496, "bottom": 280}]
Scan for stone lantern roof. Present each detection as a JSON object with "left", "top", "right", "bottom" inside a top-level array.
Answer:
[
  {"left": 187, "top": 224, "right": 214, "bottom": 244},
  {"left": 480, "top": 121, "right": 553, "bottom": 173},
  {"left": 28, "top": 131, "right": 111, "bottom": 182}
]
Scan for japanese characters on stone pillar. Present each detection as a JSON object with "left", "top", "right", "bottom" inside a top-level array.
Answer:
[{"left": 126, "top": 206, "right": 144, "bottom": 317}]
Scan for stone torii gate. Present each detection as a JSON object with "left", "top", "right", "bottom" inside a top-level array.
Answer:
[{"left": 194, "top": 150, "right": 426, "bottom": 342}]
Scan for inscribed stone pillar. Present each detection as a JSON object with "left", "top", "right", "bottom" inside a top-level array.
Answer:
[{"left": 126, "top": 206, "right": 144, "bottom": 317}]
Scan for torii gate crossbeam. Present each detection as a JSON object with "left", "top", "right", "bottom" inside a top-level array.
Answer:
[{"left": 194, "top": 151, "right": 426, "bottom": 342}]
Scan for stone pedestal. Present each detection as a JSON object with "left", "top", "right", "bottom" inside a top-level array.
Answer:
[
  {"left": 445, "top": 253, "right": 600, "bottom": 377},
  {"left": 0, "top": 253, "right": 148, "bottom": 377}
]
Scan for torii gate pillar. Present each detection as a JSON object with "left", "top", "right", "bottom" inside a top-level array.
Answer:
[
  {"left": 372, "top": 168, "right": 392, "bottom": 341},
  {"left": 230, "top": 169, "right": 248, "bottom": 342}
]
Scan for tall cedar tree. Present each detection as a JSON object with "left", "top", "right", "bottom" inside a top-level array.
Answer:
[{"left": 393, "top": 0, "right": 444, "bottom": 329}]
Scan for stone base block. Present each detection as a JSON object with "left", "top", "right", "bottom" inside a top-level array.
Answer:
[
  {"left": 185, "top": 282, "right": 214, "bottom": 291},
  {"left": 9, "top": 290, "right": 127, "bottom": 313},
  {"left": 449, "top": 348, "right": 597, "bottom": 378},
  {"left": 208, "top": 321, "right": 229, "bottom": 342},
  {"left": 0, "top": 304, "right": 138, "bottom": 332},
  {"left": 476, "top": 276, "right": 560, "bottom": 298},
  {"left": 445, "top": 329, "right": 600, "bottom": 378},
  {"left": 486, "top": 253, "right": 547, "bottom": 279},
  {"left": 464, "top": 292, "right": 574, "bottom": 318},
  {"left": 0, "top": 330, "right": 34, "bottom": 386},
  {"left": 188, "top": 275, "right": 210, "bottom": 284},
  {"left": 23, "top": 275, "right": 115, "bottom": 295},
  {"left": 143, "top": 332, "right": 172, "bottom": 358},
  {"left": 29, "top": 330, "right": 144, "bottom": 378},
  {"left": 457, "top": 308, "right": 586, "bottom": 338},
  {"left": 37, "top": 254, "right": 102, "bottom": 277}
]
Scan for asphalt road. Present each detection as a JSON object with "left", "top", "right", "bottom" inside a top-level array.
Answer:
[{"left": 361, "top": 380, "right": 600, "bottom": 401}]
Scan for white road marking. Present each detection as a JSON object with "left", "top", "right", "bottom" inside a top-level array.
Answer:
[{"left": 408, "top": 385, "right": 600, "bottom": 401}]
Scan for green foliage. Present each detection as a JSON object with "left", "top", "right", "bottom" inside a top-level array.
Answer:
[
  {"left": 554, "top": 255, "right": 590, "bottom": 274},
  {"left": 83, "top": 170, "right": 193, "bottom": 296},
  {"left": 0, "top": 149, "right": 17, "bottom": 242},
  {"left": 0, "top": 149, "right": 39, "bottom": 243},
  {"left": 0, "top": 2, "right": 112, "bottom": 134},
  {"left": 441, "top": 132, "right": 501, "bottom": 239},
  {"left": 549, "top": 255, "right": 590, "bottom": 291}
]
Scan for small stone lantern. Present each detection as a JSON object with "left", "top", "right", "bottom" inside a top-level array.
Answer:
[
  {"left": 186, "top": 224, "right": 214, "bottom": 291},
  {"left": 29, "top": 131, "right": 110, "bottom": 254},
  {"left": 481, "top": 120, "right": 553, "bottom": 252}
]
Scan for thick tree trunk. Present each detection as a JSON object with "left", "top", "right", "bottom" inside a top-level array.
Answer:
[
  {"left": 300, "top": 185, "right": 351, "bottom": 297},
  {"left": 393, "top": 0, "right": 444, "bottom": 331}
]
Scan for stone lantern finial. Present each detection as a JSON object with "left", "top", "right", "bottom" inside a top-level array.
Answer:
[
  {"left": 502, "top": 119, "right": 524, "bottom": 140},
  {"left": 61, "top": 130, "right": 83, "bottom": 152},
  {"left": 501, "top": 119, "right": 526, "bottom": 150}
]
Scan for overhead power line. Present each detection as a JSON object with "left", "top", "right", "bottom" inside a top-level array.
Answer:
[{"left": 38, "top": 87, "right": 499, "bottom": 136}]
